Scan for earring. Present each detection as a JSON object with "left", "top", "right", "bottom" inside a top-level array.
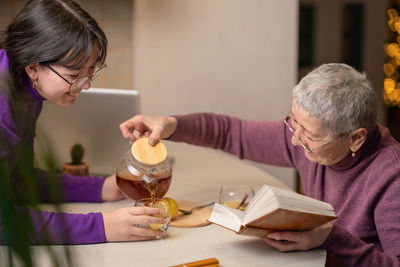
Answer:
[
  {"left": 352, "top": 151, "right": 356, "bottom": 157},
  {"left": 32, "top": 79, "right": 38, "bottom": 89}
]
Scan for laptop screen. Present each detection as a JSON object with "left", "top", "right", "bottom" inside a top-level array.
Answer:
[{"left": 34, "top": 88, "right": 140, "bottom": 176}]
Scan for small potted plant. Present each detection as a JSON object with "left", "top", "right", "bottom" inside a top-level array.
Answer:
[{"left": 62, "top": 144, "right": 89, "bottom": 176}]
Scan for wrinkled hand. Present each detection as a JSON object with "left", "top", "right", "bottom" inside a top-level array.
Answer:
[
  {"left": 263, "top": 221, "right": 334, "bottom": 252},
  {"left": 103, "top": 206, "right": 167, "bottom": 242},
  {"left": 101, "top": 174, "right": 125, "bottom": 202},
  {"left": 119, "top": 115, "right": 177, "bottom": 146}
]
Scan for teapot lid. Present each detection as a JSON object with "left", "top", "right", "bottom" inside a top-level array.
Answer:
[{"left": 131, "top": 137, "right": 168, "bottom": 165}]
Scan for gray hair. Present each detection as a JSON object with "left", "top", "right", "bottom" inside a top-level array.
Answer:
[{"left": 293, "top": 63, "right": 377, "bottom": 136}]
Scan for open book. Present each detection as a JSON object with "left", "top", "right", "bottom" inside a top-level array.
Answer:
[{"left": 208, "top": 185, "right": 337, "bottom": 237}]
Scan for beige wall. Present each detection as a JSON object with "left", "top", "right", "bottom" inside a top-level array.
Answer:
[
  {"left": 132, "top": 0, "right": 297, "bottom": 119},
  {"left": 77, "top": 0, "right": 133, "bottom": 89},
  {"left": 132, "top": 0, "right": 298, "bottom": 189}
]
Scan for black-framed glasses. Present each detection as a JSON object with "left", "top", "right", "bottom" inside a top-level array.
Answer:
[
  {"left": 43, "top": 63, "right": 107, "bottom": 93},
  {"left": 283, "top": 112, "right": 339, "bottom": 152}
]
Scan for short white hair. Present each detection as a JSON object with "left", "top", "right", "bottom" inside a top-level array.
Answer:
[{"left": 293, "top": 63, "right": 377, "bottom": 135}]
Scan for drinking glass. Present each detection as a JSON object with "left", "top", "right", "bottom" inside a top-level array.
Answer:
[
  {"left": 218, "top": 185, "right": 255, "bottom": 211},
  {"left": 134, "top": 198, "right": 172, "bottom": 234}
]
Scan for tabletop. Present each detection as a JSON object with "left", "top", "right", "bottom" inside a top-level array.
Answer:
[{"left": 1, "top": 141, "right": 326, "bottom": 267}]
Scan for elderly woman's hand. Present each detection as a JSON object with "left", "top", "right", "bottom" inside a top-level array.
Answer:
[
  {"left": 263, "top": 221, "right": 333, "bottom": 252},
  {"left": 119, "top": 115, "right": 177, "bottom": 146},
  {"left": 102, "top": 206, "right": 167, "bottom": 242}
]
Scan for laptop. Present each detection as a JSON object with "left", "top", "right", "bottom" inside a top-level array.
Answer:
[{"left": 34, "top": 88, "right": 140, "bottom": 176}]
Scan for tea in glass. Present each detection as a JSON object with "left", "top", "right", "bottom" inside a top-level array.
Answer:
[
  {"left": 135, "top": 198, "right": 172, "bottom": 233},
  {"left": 219, "top": 185, "right": 255, "bottom": 211}
]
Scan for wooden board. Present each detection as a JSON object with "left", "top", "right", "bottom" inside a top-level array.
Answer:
[{"left": 170, "top": 200, "right": 213, "bottom": 228}]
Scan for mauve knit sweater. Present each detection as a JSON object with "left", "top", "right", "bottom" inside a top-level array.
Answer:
[
  {"left": 170, "top": 113, "right": 400, "bottom": 267},
  {"left": 0, "top": 49, "right": 107, "bottom": 244}
]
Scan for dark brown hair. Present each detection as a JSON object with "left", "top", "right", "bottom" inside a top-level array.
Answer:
[{"left": 1, "top": 0, "right": 107, "bottom": 88}]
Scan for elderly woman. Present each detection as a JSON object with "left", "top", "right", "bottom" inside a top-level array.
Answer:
[{"left": 120, "top": 63, "right": 400, "bottom": 266}]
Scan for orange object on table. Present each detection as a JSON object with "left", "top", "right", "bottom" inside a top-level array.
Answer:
[{"left": 171, "top": 257, "right": 219, "bottom": 267}]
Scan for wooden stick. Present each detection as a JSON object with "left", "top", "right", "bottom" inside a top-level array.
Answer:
[{"left": 236, "top": 193, "right": 249, "bottom": 209}]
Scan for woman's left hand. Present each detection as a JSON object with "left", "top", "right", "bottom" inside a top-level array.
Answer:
[
  {"left": 263, "top": 221, "right": 334, "bottom": 252},
  {"left": 101, "top": 174, "right": 125, "bottom": 202}
]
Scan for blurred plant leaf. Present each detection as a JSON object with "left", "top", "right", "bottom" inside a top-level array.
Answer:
[{"left": 0, "top": 76, "right": 72, "bottom": 267}]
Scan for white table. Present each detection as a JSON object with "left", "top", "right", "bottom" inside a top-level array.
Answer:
[{"left": 1, "top": 142, "right": 326, "bottom": 267}]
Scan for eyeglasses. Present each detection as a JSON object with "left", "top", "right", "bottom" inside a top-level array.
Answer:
[
  {"left": 43, "top": 63, "right": 107, "bottom": 93},
  {"left": 283, "top": 112, "right": 339, "bottom": 152}
]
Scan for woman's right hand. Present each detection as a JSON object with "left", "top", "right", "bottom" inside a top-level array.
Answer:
[
  {"left": 119, "top": 115, "right": 177, "bottom": 146},
  {"left": 102, "top": 206, "right": 167, "bottom": 242}
]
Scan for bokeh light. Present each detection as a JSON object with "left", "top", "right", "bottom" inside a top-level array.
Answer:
[{"left": 384, "top": 8, "right": 400, "bottom": 107}]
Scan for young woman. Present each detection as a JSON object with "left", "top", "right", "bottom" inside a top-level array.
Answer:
[{"left": 0, "top": 0, "right": 165, "bottom": 244}]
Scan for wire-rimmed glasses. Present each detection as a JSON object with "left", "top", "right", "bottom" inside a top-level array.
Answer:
[
  {"left": 42, "top": 63, "right": 107, "bottom": 93},
  {"left": 283, "top": 112, "right": 339, "bottom": 152}
]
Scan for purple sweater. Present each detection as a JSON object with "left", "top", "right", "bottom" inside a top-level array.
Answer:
[
  {"left": 0, "top": 49, "right": 107, "bottom": 244},
  {"left": 171, "top": 113, "right": 400, "bottom": 267}
]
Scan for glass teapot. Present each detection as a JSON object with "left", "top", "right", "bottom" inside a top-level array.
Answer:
[{"left": 116, "top": 138, "right": 172, "bottom": 200}]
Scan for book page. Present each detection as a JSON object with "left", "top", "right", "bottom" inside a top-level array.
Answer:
[
  {"left": 208, "top": 203, "right": 244, "bottom": 232},
  {"left": 270, "top": 186, "right": 335, "bottom": 216},
  {"left": 243, "top": 199, "right": 279, "bottom": 225},
  {"left": 243, "top": 185, "right": 277, "bottom": 224},
  {"left": 246, "top": 184, "right": 269, "bottom": 212},
  {"left": 242, "top": 185, "right": 336, "bottom": 226}
]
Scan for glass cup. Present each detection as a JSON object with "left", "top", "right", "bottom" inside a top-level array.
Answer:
[
  {"left": 134, "top": 198, "right": 172, "bottom": 234},
  {"left": 218, "top": 185, "right": 255, "bottom": 211}
]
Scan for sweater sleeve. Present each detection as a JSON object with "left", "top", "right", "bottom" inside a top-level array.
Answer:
[
  {"left": 58, "top": 173, "right": 106, "bottom": 202},
  {"left": 29, "top": 209, "right": 106, "bottom": 244},
  {"left": 9, "top": 167, "right": 106, "bottom": 204},
  {"left": 321, "top": 224, "right": 400, "bottom": 267},
  {"left": 373, "top": 178, "right": 400, "bottom": 256},
  {"left": 170, "top": 113, "right": 294, "bottom": 167},
  {"left": 0, "top": 206, "right": 107, "bottom": 245},
  {"left": 33, "top": 168, "right": 106, "bottom": 203},
  {"left": 321, "top": 178, "right": 400, "bottom": 266}
]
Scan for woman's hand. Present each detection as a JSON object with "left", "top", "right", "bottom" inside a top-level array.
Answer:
[
  {"left": 101, "top": 174, "right": 125, "bottom": 202},
  {"left": 119, "top": 115, "right": 177, "bottom": 146},
  {"left": 263, "top": 221, "right": 333, "bottom": 252},
  {"left": 102, "top": 206, "right": 167, "bottom": 242}
]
